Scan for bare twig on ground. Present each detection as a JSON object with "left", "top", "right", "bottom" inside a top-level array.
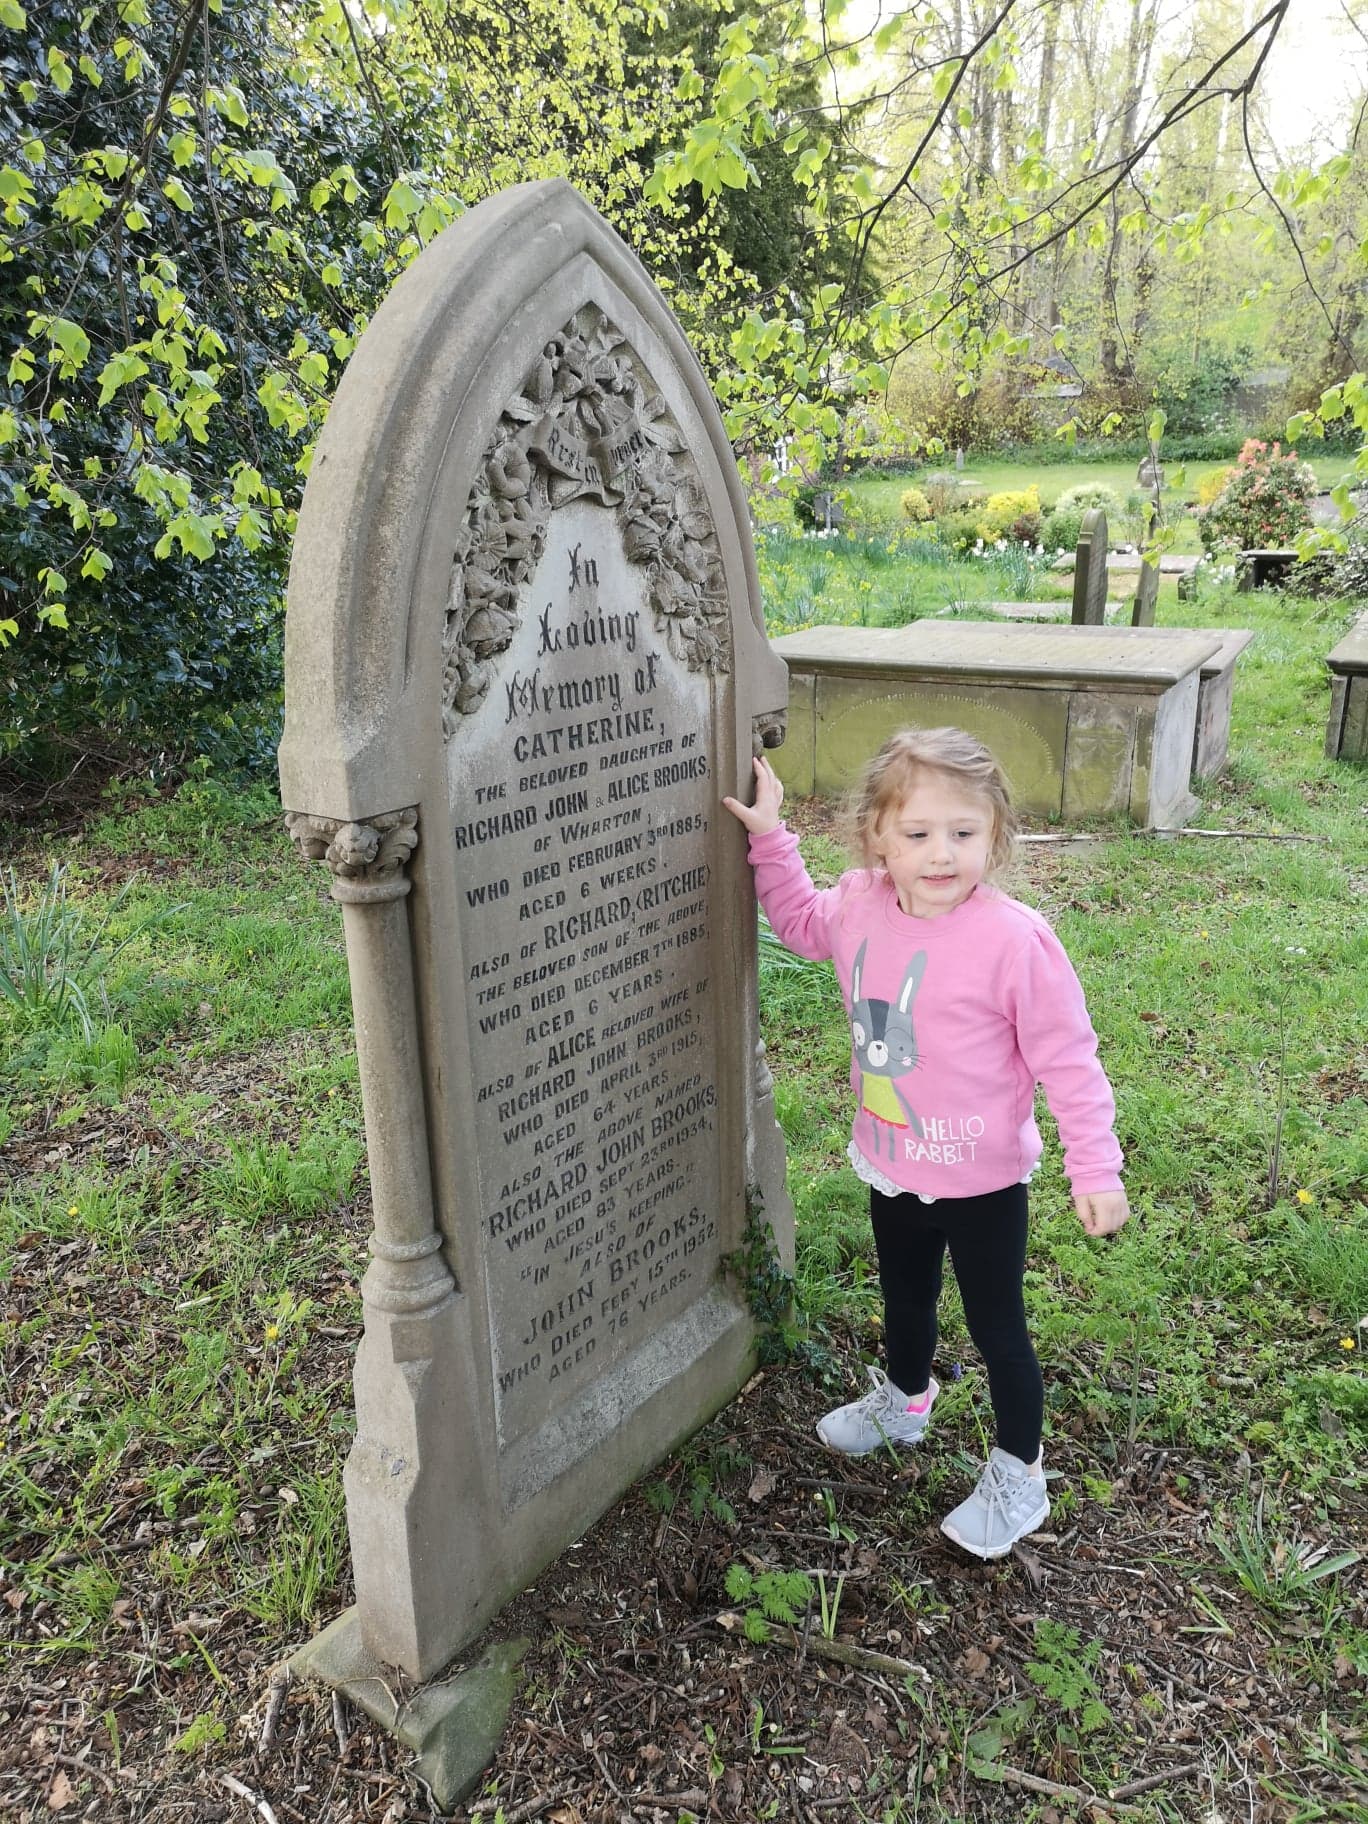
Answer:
[
  {"left": 1018, "top": 828, "right": 1325, "bottom": 845},
  {"left": 221, "top": 1772, "right": 282, "bottom": 1824},
  {"left": 771, "top": 1625, "right": 930, "bottom": 1684},
  {"left": 331, "top": 1690, "right": 349, "bottom": 1759},
  {"left": 1110, "top": 1760, "right": 1205, "bottom": 1799},
  {"left": 984, "top": 1762, "right": 1145, "bottom": 1814},
  {"left": 794, "top": 1475, "right": 888, "bottom": 1499},
  {"left": 258, "top": 1666, "right": 292, "bottom": 1757},
  {"left": 469, "top": 1781, "right": 578, "bottom": 1821}
]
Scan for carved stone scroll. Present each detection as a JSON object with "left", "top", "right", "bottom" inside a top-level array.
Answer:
[{"left": 443, "top": 306, "right": 731, "bottom": 733}]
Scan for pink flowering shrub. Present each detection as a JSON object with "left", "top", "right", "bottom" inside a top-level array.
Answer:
[{"left": 1197, "top": 439, "right": 1316, "bottom": 554}]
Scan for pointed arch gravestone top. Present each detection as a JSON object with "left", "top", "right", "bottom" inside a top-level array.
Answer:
[
  {"left": 1071, "top": 506, "right": 1109, "bottom": 624},
  {"left": 278, "top": 181, "right": 793, "bottom": 1690}
]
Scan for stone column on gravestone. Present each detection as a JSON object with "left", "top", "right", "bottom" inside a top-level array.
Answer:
[
  {"left": 1071, "top": 507, "right": 1109, "bottom": 625},
  {"left": 282, "top": 808, "right": 472, "bottom": 1675}
]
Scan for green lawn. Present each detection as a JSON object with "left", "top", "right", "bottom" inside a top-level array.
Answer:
[{"left": 844, "top": 453, "right": 1351, "bottom": 518}]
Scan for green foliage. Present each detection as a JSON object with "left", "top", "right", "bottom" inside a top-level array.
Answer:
[
  {"left": 1198, "top": 440, "right": 1317, "bottom": 554},
  {"left": 726, "top": 1182, "right": 838, "bottom": 1377},
  {"left": 974, "top": 485, "right": 1041, "bottom": 543},
  {"left": 933, "top": 506, "right": 986, "bottom": 552},
  {"left": 899, "top": 485, "right": 932, "bottom": 521},
  {"left": 724, "top": 1562, "right": 814, "bottom": 1641},
  {"left": 1213, "top": 1495, "right": 1362, "bottom": 1622},
  {"left": 173, "top": 1713, "right": 227, "bottom": 1755},
  {"left": 1023, "top": 1620, "right": 1110, "bottom": 1734},
  {"left": 0, "top": 863, "right": 138, "bottom": 1038},
  {"left": 1043, "top": 482, "right": 1125, "bottom": 554},
  {"left": 0, "top": 0, "right": 379, "bottom": 767}
]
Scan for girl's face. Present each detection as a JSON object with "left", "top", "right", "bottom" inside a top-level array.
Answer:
[{"left": 874, "top": 772, "right": 995, "bottom": 919}]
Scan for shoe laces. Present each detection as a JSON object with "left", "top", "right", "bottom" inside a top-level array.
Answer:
[
  {"left": 856, "top": 1365, "right": 903, "bottom": 1418},
  {"left": 980, "top": 1452, "right": 1034, "bottom": 1517}
]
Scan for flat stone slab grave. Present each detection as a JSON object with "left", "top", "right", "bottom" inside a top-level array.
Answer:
[
  {"left": 770, "top": 620, "right": 1225, "bottom": 827},
  {"left": 1326, "top": 612, "right": 1368, "bottom": 761},
  {"left": 1193, "top": 629, "right": 1255, "bottom": 780},
  {"left": 277, "top": 179, "right": 795, "bottom": 1796}
]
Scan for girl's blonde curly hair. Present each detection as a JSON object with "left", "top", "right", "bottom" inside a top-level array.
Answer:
[{"left": 843, "top": 726, "right": 1018, "bottom": 879}]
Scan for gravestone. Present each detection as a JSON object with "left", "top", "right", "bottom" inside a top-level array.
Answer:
[
  {"left": 770, "top": 620, "right": 1222, "bottom": 827},
  {"left": 811, "top": 489, "right": 846, "bottom": 532},
  {"left": 278, "top": 180, "right": 793, "bottom": 1701},
  {"left": 1325, "top": 611, "right": 1368, "bottom": 761},
  {"left": 1071, "top": 508, "right": 1109, "bottom": 624},
  {"left": 1131, "top": 558, "right": 1159, "bottom": 626}
]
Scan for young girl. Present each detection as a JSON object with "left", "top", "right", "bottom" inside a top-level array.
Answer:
[{"left": 723, "top": 727, "right": 1129, "bottom": 1559}]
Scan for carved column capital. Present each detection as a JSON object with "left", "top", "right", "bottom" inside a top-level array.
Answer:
[
  {"left": 752, "top": 710, "right": 787, "bottom": 757},
  {"left": 285, "top": 808, "right": 419, "bottom": 904}
]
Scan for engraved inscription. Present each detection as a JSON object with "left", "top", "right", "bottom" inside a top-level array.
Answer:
[{"left": 451, "top": 499, "right": 721, "bottom": 1448}]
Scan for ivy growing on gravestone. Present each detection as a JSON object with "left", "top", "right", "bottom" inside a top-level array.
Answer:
[{"left": 726, "top": 1185, "right": 839, "bottom": 1381}]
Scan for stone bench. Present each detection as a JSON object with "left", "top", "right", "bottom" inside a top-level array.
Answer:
[
  {"left": 770, "top": 621, "right": 1226, "bottom": 827},
  {"left": 1193, "top": 629, "right": 1255, "bottom": 779},
  {"left": 1326, "top": 612, "right": 1368, "bottom": 761}
]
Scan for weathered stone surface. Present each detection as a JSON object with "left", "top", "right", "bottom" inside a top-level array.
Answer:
[
  {"left": 1192, "top": 629, "right": 1254, "bottom": 780},
  {"left": 1071, "top": 509, "right": 1109, "bottom": 625},
  {"left": 768, "top": 622, "right": 1220, "bottom": 826},
  {"left": 809, "top": 673, "right": 1065, "bottom": 815},
  {"left": 1061, "top": 692, "right": 1136, "bottom": 819},
  {"left": 291, "top": 1615, "right": 530, "bottom": 1812},
  {"left": 279, "top": 180, "right": 793, "bottom": 1684},
  {"left": 1326, "top": 612, "right": 1368, "bottom": 761},
  {"left": 1133, "top": 669, "right": 1202, "bottom": 827},
  {"left": 1130, "top": 561, "right": 1160, "bottom": 627}
]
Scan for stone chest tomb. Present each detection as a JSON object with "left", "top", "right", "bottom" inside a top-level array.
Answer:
[{"left": 279, "top": 181, "right": 792, "bottom": 1685}]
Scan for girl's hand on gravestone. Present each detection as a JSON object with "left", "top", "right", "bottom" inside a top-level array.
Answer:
[
  {"left": 723, "top": 755, "right": 785, "bottom": 836},
  {"left": 1075, "top": 1189, "right": 1130, "bottom": 1237}
]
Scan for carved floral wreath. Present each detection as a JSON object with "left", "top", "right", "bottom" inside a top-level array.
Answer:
[{"left": 441, "top": 306, "right": 731, "bottom": 734}]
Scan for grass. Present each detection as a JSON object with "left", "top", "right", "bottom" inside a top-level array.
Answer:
[
  {"left": 0, "top": 556, "right": 1364, "bottom": 1817},
  {"left": 842, "top": 451, "right": 1350, "bottom": 522},
  {"left": 757, "top": 524, "right": 1071, "bottom": 637}
]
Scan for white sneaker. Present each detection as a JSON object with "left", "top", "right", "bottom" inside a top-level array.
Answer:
[
  {"left": 816, "top": 1366, "right": 939, "bottom": 1455},
  {"left": 940, "top": 1448, "right": 1050, "bottom": 1559}
]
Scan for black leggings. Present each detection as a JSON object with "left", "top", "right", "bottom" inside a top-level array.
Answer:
[{"left": 869, "top": 1181, "right": 1042, "bottom": 1464}]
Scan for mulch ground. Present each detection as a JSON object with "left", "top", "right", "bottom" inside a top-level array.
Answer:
[{"left": 4, "top": 1333, "right": 1365, "bottom": 1823}]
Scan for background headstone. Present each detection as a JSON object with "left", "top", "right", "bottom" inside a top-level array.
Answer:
[
  {"left": 279, "top": 180, "right": 793, "bottom": 1681},
  {"left": 1131, "top": 559, "right": 1159, "bottom": 626},
  {"left": 1071, "top": 507, "right": 1109, "bottom": 625}
]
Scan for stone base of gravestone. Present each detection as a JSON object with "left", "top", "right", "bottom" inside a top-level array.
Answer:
[{"left": 291, "top": 1618, "right": 529, "bottom": 1811}]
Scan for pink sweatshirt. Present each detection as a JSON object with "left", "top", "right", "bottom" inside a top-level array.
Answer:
[{"left": 749, "top": 825, "right": 1124, "bottom": 1200}]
